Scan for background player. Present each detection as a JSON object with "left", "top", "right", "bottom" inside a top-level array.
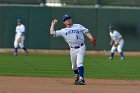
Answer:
[
  {"left": 14, "top": 18, "right": 28, "bottom": 56},
  {"left": 109, "top": 25, "right": 125, "bottom": 60},
  {"left": 50, "top": 14, "right": 96, "bottom": 85}
]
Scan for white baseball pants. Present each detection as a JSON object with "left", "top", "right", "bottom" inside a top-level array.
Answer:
[
  {"left": 70, "top": 44, "right": 86, "bottom": 70},
  {"left": 111, "top": 39, "right": 124, "bottom": 53},
  {"left": 14, "top": 35, "right": 25, "bottom": 48}
]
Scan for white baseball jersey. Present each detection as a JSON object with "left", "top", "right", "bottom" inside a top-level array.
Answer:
[
  {"left": 55, "top": 24, "right": 89, "bottom": 47},
  {"left": 110, "top": 30, "right": 124, "bottom": 53},
  {"left": 15, "top": 24, "right": 25, "bottom": 36},
  {"left": 110, "top": 30, "right": 123, "bottom": 42},
  {"left": 14, "top": 24, "right": 25, "bottom": 48}
]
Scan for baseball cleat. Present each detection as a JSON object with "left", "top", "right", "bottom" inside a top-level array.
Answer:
[
  {"left": 13, "top": 53, "right": 17, "bottom": 56},
  {"left": 77, "top": 79, "right": 85, "bottom": 85},
  {"left": 74, "top": 74, "right": 79, "bottom": 85},
  {"left": 109, "top": 57, "right": 113, "bottom": 60},
  {"left": 121, "top": 57, "right": 124, "bottom": 61}
]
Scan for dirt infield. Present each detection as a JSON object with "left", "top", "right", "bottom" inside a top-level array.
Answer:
[
  {"left": 0, "top": 76, "right": 140, "bottom": 93},
  {"left": 0, "top": 49, "right": 140, "bottom": 56}
]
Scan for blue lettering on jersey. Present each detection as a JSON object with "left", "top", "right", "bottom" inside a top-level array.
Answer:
[{"left": 65, "top": 30, "right": 79, "bottom": 35}]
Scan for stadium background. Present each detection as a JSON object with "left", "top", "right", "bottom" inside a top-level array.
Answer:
[
  {"left": 0, "top": 1, "right": 140, "bottom": 93},
  {"left": 0, "top": 0, "right": 140, "bottom": 51}
]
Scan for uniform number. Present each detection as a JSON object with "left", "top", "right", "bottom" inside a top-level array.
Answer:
[{"left": 76, "top": 35, "right": 79, "bottom": 40}]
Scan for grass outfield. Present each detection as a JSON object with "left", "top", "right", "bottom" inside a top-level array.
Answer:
[{"left": 0, "top": 54, "right": 140, "bottom": 80}]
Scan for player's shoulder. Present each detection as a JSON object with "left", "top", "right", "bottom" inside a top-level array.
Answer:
[
  {"left": 60, "top": 28, "right": 67, "bottom": 31},
  {"left": 17, "top": 24, "right": 25, "bottom": 28},
  {"left": 114, "top": 30, "right": 120, "bottom": 34},
  {"left": 114, "top": 30, "right": 118, "bottom": 32},
  {"left": 56, "top": 28, "right": 67, "bottom": 32},
  {"left": 73, "top": 24, "right": 86, "bottom": 29},
  {"left": 21, "top": 24, "right": 25, "bottom": 27},
  {"left": 73, "top": 24, "right": 82, "bottom": 27}
]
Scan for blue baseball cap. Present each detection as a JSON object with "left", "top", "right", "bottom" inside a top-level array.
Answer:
[
  {"left": 62, "top": 14, "right": 71, "bottom": 21},
  {"left": 108, "top": 24, "right": 114, "bottom": 30},
  {"left": 17, "top": 18, "right": 22, "bottom": 23}
]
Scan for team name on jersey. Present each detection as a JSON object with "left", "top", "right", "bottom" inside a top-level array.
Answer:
[{"left": 65, "top": 30, "right": 79, "bottom": 35}]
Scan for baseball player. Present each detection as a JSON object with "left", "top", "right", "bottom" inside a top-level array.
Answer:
[
  {"left": 14, "top": 18, "right": 28, "bottom": 56},
  {"left": 50, "top": 14, "right": 96, "bottom": 85},
  {"left": 108, "top": 25, "right": 125, "bottom": 60}
]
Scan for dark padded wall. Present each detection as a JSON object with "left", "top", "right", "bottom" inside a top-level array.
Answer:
[{"left": 0, "top": 6, "right": 140, "bottom": 51}]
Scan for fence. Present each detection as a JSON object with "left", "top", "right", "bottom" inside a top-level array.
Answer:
[{"left": 0, "top": 6, "right": 140, "bottom": 51}]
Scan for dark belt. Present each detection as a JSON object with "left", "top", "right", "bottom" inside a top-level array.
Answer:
[{"left": 71, "top": 43, "right": 84, "bottom": 49}]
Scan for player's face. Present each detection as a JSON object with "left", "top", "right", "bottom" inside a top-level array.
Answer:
[
  {"left": 63, "top": 18, "right": 72, "bottom": 26},
  {"left": 17, "top": 22, "right": 21, "bottom": 25},
  {"left": 109, "top": 29, "right": 114, "bottom": 33}
]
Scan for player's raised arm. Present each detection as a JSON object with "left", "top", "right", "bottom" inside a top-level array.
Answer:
[
  {"left": 85, "top": 32, "right": 96, "bottom": 47},
  {"left": 50, "top": 19, "right": 57, "bottom": 35}
]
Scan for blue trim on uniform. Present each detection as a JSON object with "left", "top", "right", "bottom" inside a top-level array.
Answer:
[
  {"left": 65, "top": 32, "right": 68, "bottom": 35},
  {"left": 73, "top": 69, "right": 79, "bottom": 75},
  {"left": 78, "top": 66, "right": 84, "bottom": 78},
  {"left": 120, "top": 52, "right": 124, "bottom": 57},
  {"left": 110, "top": 52, "right": 114, "bottom": 58},
  {"left": 21, "top": 32, "right": 25, "bottom": 36},
  {"left": 71, "top": 43, "right": 84, "bottom": 49},
  {"left": 22, "top": 47, "right": 27, "bottom": 52},
  {"left": 14, "top": 48, "right": 18, "bottom": 53}
]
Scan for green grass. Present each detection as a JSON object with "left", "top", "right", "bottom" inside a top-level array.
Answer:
[{"left": 0, "top": 54, "right": 140, "bottom": 80}]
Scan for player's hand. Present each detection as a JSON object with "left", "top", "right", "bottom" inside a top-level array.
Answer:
[
  {"left": 114, "top": 42, "right": 119, "bottom": 47},
  {"left": 51, "top": 19, "right": 57, "bottom": 25},
  {"left": 90, "top": 38, "right": 96, "bottom": 47}
]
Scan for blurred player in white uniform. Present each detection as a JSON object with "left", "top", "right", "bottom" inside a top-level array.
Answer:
[
  {"left": 50, "top": 14, "right": 96, "bottom": 85},
  {"left": 109, "top": 25, "right": 124, "bottom": 60},
  {"left": 14, "top": 18, "right": 28, "bottom": 56}
]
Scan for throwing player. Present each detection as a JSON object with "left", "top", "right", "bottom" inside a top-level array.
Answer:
[
  {"left": 108, "top": 25, "right": 125, "bottom": 60},
  {"left": 14, "top": 18, "right": 28, "bottom": 56},
  {"left": 50, "top": 14, "right": 96, "bottom": 85}
]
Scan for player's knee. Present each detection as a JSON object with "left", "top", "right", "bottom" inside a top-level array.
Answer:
[
  {"left": 111, "top": 48, "right": 116, "bottom": 53},
  {"left": 77, "top": 62, "right": 83, "bottom": 67},
  {"left": 118, "top": 49, "right": 122, "bottom": 53},
  {"left": 19, "top": 44, "right": 24, "bottom": 48},
  {"left": 111, "top": 49, "right": 115, "bottom": 53},
  {"left": 72, "top": 65, "right": 77, "bottom": 70},
  {"left": 117, "top": 48, "right": 122, "bottom": 53},
  {"left": 14, "top": 44, "right": 18, "bottom": 48}
]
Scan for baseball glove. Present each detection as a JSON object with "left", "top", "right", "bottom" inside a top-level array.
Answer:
[
  {"left": 90, "top": 38, "right": 96, "bottom": 47},
  {"left": 114, "top": 42, "right": 119, "bottom": 47},
  {"left": 18, "top": 37, "right": 21, "bottom": 43}
]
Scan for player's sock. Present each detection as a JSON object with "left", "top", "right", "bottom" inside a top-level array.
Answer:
[
  {"left": 120, "top": 52, "right": 124, "bottom": 60},
  {"left": 78, "top": 66, "right": 84, "bottom": 79},
  {"left": 23, "top": 47, "right": 27, "bottom": 52},
  {"left": 14, "top": 48, "right": 18, "bottom": 53},
  {"left": 73, "top": 69, "right": 79, "bottom": 75},
  {"left": 110, "top": 52, "right": 114, "bottom": 58},
  {"left": 14, "top": 48, "right": 18, "bottom": 56},
  {"left": 120, "top": 52, "right": 124, "bottom": 58}
]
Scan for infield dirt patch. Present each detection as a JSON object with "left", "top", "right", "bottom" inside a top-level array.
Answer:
[
  {"left": 1, "top": 49, "right": 140, "bottom": 56},
  {"left": 0, "top": 76, "right": 140, "bottom": 93}
]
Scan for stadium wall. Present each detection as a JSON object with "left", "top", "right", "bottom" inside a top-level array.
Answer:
[{"left": 0, "top": 6, "right": 140, "bottom": 51}]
